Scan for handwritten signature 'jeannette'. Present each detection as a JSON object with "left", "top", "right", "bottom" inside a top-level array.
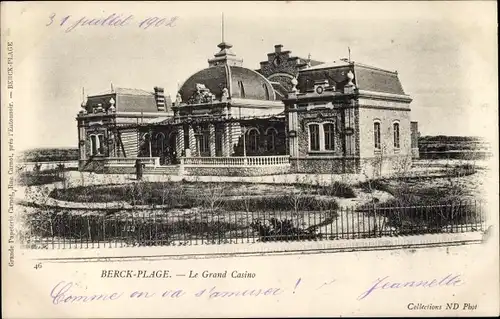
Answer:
[
  {"left": 46, "top": 13, "right": 178, "bottom": 32},
  {"left": 357, "top": 274, "right": 463, "bottom": 300}
]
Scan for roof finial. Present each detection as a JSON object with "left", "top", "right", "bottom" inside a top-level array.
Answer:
[
  {"left": 221, "top": 12, "right": 225, "bottom": 43},
  {"left": 81, "top": 87, "right": 86, "bottom": 108},
  {"left": 111, "top": 82, "right": 114, "bottom": 93}
]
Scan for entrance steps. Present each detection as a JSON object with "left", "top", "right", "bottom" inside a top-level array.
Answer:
[{"left": 144, "top": 165, "right": 180, "bottom": 176}]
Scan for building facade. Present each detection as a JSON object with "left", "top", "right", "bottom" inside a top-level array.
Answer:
[{"left": 77, "top": 41, "right": 415, "bottom": 177}]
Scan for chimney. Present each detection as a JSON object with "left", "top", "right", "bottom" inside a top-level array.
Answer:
[
  {"left": 154, "top": 86, "right": 166, "bottom": 112},
  {"left": 274, "top": 44, "right": 283, "bottom": 53},
  {"left": 164, "top": 95, "right": 173, "bottom": 112}
]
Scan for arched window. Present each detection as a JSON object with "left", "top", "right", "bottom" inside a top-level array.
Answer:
[
  {"left": 308, "top": 124, "right": 320, "bottom": 151},
  {"left": 247, "top": 128, "right": 260, "bottom": 153},
  {"left": 238, "top": 81, "right": 246, "bottom": 98},
  {"left": 263, "top": 84, "right": 270, "bottom": 100},
  {"left": 155, "top": 132, "right": 166, "bottom": 157},
  {"left": 323, "top": 123, "right": 335, "bottom": 151},
  {"left": 393, "top": 122, "right": 400, "bottom": 149},
  {"left": 266, "top": 127, "right": 278, "bottom": 152},
  {"left": 374, "top": 121, "right": 381, "bottom": 150}
]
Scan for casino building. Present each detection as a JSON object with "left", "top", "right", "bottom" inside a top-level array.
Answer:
[{"left": 77, "top": 39, "right": 417, "bottom": 177}]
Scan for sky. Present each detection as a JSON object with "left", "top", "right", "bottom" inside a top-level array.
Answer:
[{"left": 3, "top": 1, "right": 498, "bottom": 150}]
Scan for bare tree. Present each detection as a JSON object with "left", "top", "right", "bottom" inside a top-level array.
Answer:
[{"left": 202, "top": 181, "right": 227, "bottom": 212}]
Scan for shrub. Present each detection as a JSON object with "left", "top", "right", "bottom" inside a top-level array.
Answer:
[
  {"left": 250, "top": 217, "right": 322, "bottom": 242},
  {"left": 223, "top": 195, "right": 338, "bottom": 212},
  {"left": 17, "top": 169, "right": 66, "bottom": 186},
  {"left": 356, "top": 179, "right": 394, "bottom": 194},
  {"left": 316, "top": 182, "right": 357, "bottom": 198},
  {"left": 367, "top": 201, "right": 481, "bottom": 235}
]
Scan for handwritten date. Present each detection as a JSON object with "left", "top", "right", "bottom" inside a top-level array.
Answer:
[{"left": 46, "top": 13, "right": 178, "bottom": 32}]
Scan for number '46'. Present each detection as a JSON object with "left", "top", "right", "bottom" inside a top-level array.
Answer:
[{"left": 34, "top": 262, "right": 42, "bottom": 270}]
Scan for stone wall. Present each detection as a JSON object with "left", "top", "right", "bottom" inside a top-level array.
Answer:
[
  {"left": 358, "top": 106, "right": 412, "bottom": 159},
  {"left": 290, "top": 157, "right": 360, "bottom": 174},
  {"left": 183, "top": 165, "right": 291, "bottom": 176},
  {"left": 79, "top": 159, "right": 106, "bottom": 173},
  {"left": 359, "top": 154, "right": 413, "bottom": 178},
  {"left": 296, "top": 108, "right": 344, "bottom": 157}
]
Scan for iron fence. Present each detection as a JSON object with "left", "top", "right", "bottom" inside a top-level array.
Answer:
[{"left": 20, "top": 200, "right": 486, "bottom": 249}]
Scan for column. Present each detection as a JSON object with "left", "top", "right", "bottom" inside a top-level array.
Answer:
[
  {"left": 288, "top": 106, "right": 299, "bottom": 157},
  {"left": 231, "top": 122, "right": 241, "bottom": 149},
  {"left": 188, "top": 125, "right": 197, "bottom": 157},
  {"left": 79, "top": 123, "right": 87, "bottom": 160},
  {"left": 344, "top": 107, "right": 355, "bottom": 156},
  {"left": 175, "top": 126, "right": 184, "bottom": 157},
  {"left": 209, "top": 123, "right": 216, "bottom": 157},
  {"left": 223, "top": 122, "right": 230, "bottom": 156},
  {"left": 148, "top": 129, "right": 153, "bottom": 158}
]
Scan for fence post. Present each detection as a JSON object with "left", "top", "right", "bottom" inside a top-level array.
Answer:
[{"left": 340, "top": 206, "right": 344, "bottom": 239}]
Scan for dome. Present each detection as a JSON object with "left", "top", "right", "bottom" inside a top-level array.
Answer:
[{"left": 179, "top": 64, "right": 277, "bottom": 103}]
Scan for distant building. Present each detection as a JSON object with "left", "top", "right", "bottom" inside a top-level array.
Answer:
[{"left": 77, "top": 40, "right": 414, "bottom": 177}]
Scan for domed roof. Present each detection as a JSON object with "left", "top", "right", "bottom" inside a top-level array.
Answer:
[{"left": 179, "top": 64, "right": 276, "bottom": 103}]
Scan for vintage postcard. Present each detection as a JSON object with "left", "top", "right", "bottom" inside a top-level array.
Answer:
[{"left": 1, "top": 1, "right": 498, "bottom": 317}]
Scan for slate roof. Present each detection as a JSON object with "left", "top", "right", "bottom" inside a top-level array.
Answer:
[
  {"left": 354, "top": 64, "right": 405, "bottom": 95},
  {"left": 86, "top": 87, "right": 172, "bottom": 113},
  {"left": 298, "top": 61, "right": 406, "bottom": 95},
  {"left": 94, "top": 87, "right": 153, "bottom": 96},
  {"left": 179, "top": 65, "right": 277, "bottom": 103}
]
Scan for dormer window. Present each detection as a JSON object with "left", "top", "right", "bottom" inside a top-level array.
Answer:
[
  {"left": 238, "top": 81, "right": 246, "bottom": 98},
  {"left": 273, "top": 56, "right": 282, "bottom": 66},
  {"left": 263, "top": 84, "right": 270, "bottom": 100}
]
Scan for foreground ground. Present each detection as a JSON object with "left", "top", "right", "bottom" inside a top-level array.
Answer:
[{"left": 13, "top": 159, "right": 492, "bottom": 248}]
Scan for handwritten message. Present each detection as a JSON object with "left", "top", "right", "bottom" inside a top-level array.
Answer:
[
  {"left": 50, "top": 280, "right": 289, "bottom": 305},
  {"left": 48, "top": 273, "right": 465, "bottom": 305},
  {"left": 45, "top": 13, "right": 178, "bottom": 32}
]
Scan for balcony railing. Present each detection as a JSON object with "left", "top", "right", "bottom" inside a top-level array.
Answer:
[
  {"left": 104, "top": 157, "right": 160, "bottom": 168},
  {"left": 181, "top": 155, "right": 290, "bottom": 166}
]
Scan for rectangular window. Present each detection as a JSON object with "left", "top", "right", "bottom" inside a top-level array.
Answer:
[
  {"left": 90, "top": 135, "right": 97, "bottom": 155},
  {"left": 393, "top": 123, "right": 400, "bottom": 149},
  {"left": 324, "top": 123, "right": 335, "bottom": 151},
  {"left": 97, "top": 134, "right": 104, "bottom": 154},
  {"left": 215, "top": 129, "right": 223, "bottom": 156},
  {"left": 183, "top": 126, "right": 189, "bottom": 149},
  {"left": 199, "top": 131, "right": 210, "bottom": 154},
  {"left": 374, "top": 122, "right": 381, "bottom": 150},
  {"left": 309, "top": 124, "right": 320, "bottom": 151}
]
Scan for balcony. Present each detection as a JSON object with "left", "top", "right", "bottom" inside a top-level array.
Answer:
[
  {"left": 181, "top": 155, "right": 290, "bottom": 167},
  {"left": 104, "top": 157, "right": 160, "bottom": 168}
]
